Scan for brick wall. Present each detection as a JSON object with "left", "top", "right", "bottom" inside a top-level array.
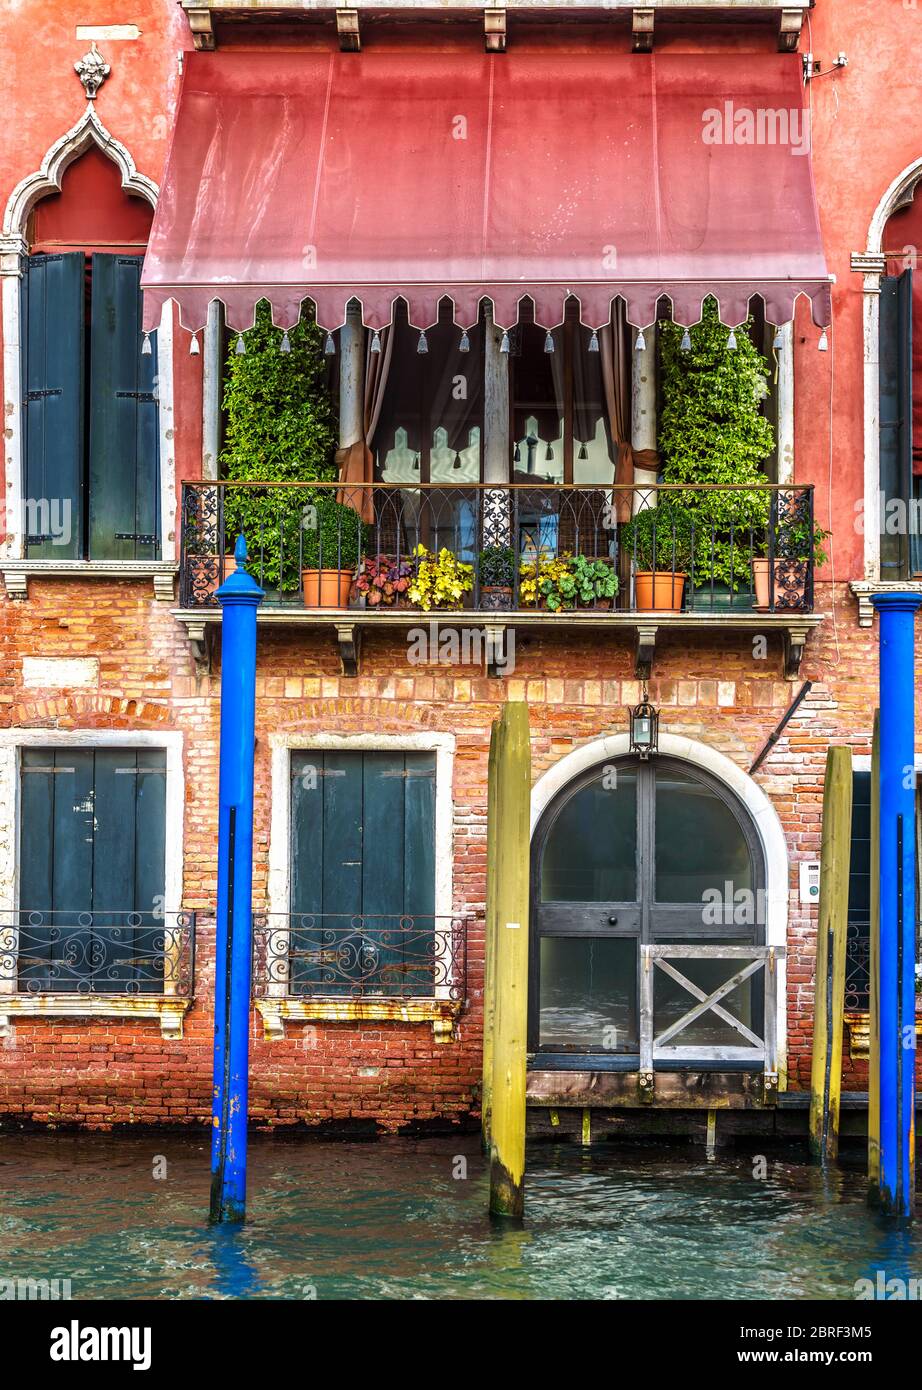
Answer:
[{"left": 0, "top": 577, "right": 909, "bottom": 1129}]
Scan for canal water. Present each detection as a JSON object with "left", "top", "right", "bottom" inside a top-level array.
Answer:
[{"left": 1, "top": 1132, "right": 921, "bottom": 1300}]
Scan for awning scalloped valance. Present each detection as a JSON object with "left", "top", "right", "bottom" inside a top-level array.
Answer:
[{"left": 141, "top": 48, "right": 831, "bottom": 336}]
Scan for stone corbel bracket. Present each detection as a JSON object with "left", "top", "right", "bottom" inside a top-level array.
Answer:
[{"left": 335, "top": 623, "right": 360, "bottom": 677}]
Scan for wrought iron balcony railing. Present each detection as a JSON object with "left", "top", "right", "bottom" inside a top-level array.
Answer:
[
  {"left": 0, "top": 911, "right": 196, "bottom": 996},
  {"left": 179, "top": 481, "right": 817, "bottom": 616},
  {"left": 252, "top": 913, "right": 467, "bottom": 1002}
]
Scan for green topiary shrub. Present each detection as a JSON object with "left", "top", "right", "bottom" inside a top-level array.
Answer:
[
  {"left": 220, "top": 301, "right": 337, "bottom": 590},
  {"left": 658, "top": 298, "right": 775, "bottom": 591}
]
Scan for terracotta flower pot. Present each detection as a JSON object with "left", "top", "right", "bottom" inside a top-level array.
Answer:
[
  {"left": 752, "top": 557, "right": 808, "bottom": 611},
  {"left": 481, "top": 584, "right": 513, "bottom": 611},
  {"left": 302, "top": 568, "right": 353, "bottom": 608},
  {"left": 634, "top": 571, "right": 686, "bottom": 613}
]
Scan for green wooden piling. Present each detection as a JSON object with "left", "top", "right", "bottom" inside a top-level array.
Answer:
[
  {"left": 488, "top": 702, "right": 531, "bottom": 1219},
  {"left": 868, "top": 711, "right": 880, "bottom": 1200},
  {"left": 481, "top": 717, "right": 500, "bottom": 1152},
  {"left": 809, "top": 746, "right": 853, "bottom": 1163}
]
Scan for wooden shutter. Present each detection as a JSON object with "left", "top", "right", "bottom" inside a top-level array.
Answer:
[
  {"left": 21, "top": 254, "right": 85, "bottom": 559},
  {"left": 289, "top": 751, "right": 436, "bottom": 994},
  {"left": 17, "top": 747, "right": 166, "bottom": 993},
  {"left": 88, "top": 255, "right": 160, "bottom": 560},
  {"left": 879, "top": 270, "right": 913, "bottom": 577}
]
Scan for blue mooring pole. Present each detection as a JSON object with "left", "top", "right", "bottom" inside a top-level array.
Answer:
[
  {"left": 210, "top": 535, "right": 263, "bottom": 1224},
  {"left": 872, "top": 591, "right": 922, "bottom": 1221}
]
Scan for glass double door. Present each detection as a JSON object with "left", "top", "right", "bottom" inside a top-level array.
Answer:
[{"left": 529, "top": 757, "right": 765, "bottom": 1058}]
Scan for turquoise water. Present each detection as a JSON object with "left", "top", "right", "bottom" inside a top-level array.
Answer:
[{"left": 1, "top": 1133, "right": 920, "bottom": 1300}]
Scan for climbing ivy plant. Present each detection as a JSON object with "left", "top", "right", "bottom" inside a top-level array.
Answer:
[
  {"left": 220, "top": 301, "right": 337, "bottom": 589},
  {"left": 658, "top": 297, "right": 775, "bottom": 590}
]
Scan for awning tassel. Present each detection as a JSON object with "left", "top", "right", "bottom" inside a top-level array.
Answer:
[
  {"left": 323, "top": 332, "right": 335, "bottom": 355},
  {"left": 772, "top": 326, "right": 784, "bottom": 349},
  {"left": 634, "top": 329, "right": 646, "bottom": 352},
  {"left": 189, "top": 332, "right": 200, "bottom": 356},
  {"left": 726, "top": 328, "right": 737, "bottom": 351},
  {"left": 370, "top": 330, "right": 381, "bottom": 354},
  {"left": 500, "top": 332, "right": 510, "bottom": 353},
  {"left": 544, "top": 331, "right": 554, "bottom": 353},
  {"left": 680, "top": 328, "right": 691, "bottom": 352},
  {"left": 818, "top": 328, "right": 829, "bottom": 352},
  {"left": 417, "top": 330, "right": 428, "bottom": 354},
  {"left": 545, "top": 444, "right": 554, "bottom": 463},
  {"left": 513, "top": 442, "right": 521, "bottom": 463},
  {"left": 280, "top": 331, "right": 292, "bottom": 353},
  {"left": 141, "top": 332, "right": 152, "bottom": 356},
  {"left": 459, "top": 329, "right": 470, "bottom": 353},
  {"left": 578, "top": 442, "right": 589, "bottom": 462},
  {"left": 588, "top": 330, "right": 599, "bottom": 353},
  {"left": 235, "top": 333, "right": 246, "bottom": 355}
]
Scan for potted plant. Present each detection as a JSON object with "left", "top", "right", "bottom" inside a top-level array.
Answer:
[
  {"left": 219, "top": 302, "right": 338, "bottom": 596},
  {"left": 408, "top": 544, "right": 474, "bottom": 611},
  {"left": 519, "top": 555, "right": 573, "bottom": 609},
  {"left": 353, "top": 553, "right": 413, "bottom": 608},
  {"left": 621, "top": 503, "right": 694, "bottom": 612},
  {"left": 302, "top": 494, "right": 367, "bottom": 607},
  {"left": 571, "top": 554, "right": 619, "bottom": 610},
  {"left": 657, "top": 300, "right": 775, "bottom": 606},
  {"left": 477, "top": 545, "right": 515, "bottom": 609}
]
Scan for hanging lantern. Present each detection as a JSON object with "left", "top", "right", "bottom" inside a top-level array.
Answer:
[
  {"left": 370, "top": 331, "right": 382, "bottom": 354},
  {"left": 818, "top": 328, "right": 829, "bottom": 352},
  {"left": 324, "top": 332, "right": 335, "bottom": 355},
  {"left": 280, "top": 331, "right": 292, "bottom": 354},
  {"left": 141, "top": 332, "right": 152, "bottom": 357},
  {"left": 726, "top": 328, "right": 737, "bottom": 351},
  {"left": 235, "top": 333, "right": 246, "bottom": 355},
  {"left": 189, "top": 332, "right": 201, "bottom": 356},
  {"left": 459, "top": 329, "right": 470, "bottom": 353},
  {"left": 544, "top": 331, "right": 555, "bottom": 353},
  {"left": 417, "top": 330, "right": 428, "bottom": 354},
  {"left": 634, "top": 328, "right": 646, "bottom": 352},
  {"left": 588, "top": 330, "right": 600, "bottom": 353},
  {"left": 629, "top": 686, "right": 659, "bottom": 760},
  {"left": 679, "top": 328, "right": 691, "bottom": 352}
]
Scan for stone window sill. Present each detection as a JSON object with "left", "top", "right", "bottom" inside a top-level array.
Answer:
[
  {"left": 0, "top": 993, "right": 191, "bottom": 1039},
  {"left": 2, "top": 561, "right": 177, "bottom": 602},
  {"left": 850, "top": 580, "right": 922, "bottom": 627},
  {"left": 255, "top": 996, "right": 461, "bottom": 1042}
]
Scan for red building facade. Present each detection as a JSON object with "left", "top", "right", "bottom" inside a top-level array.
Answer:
[{"left": 0, "top": 0, "right": 920, "bottom": 1133}]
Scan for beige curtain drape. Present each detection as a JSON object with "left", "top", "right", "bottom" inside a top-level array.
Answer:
[
  {"left": 599, "top": 303, "right": 658, "bottom": 522},
  {"left": 336, "top": 326, "right": 394, "bottom": 523}
]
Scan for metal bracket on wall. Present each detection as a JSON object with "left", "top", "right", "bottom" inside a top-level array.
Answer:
[{"left": 335, "top": 623, "right": 361, "bottom": 677}]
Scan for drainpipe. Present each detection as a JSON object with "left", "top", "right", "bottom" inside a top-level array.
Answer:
[
  {"left": 872, "top": 590, "right": 921, "bottom": 1220},
  {"left": 210, "top": 535, "right": 263, "bottom": 1224}
]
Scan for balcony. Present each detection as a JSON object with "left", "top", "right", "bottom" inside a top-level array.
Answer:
[
  {"left": 252, "top": 912, "right": 468, "bottom": 1039},
  {"left": 0, "top": 910, "right": 196, "bottom": 1038},
  {"left": 176, "top": 481, "right": 822, "bottom": 677}
]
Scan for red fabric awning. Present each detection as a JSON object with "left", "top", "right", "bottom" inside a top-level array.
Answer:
[{"left": 142, "top": 48, "right": 830, "bottom": 334}]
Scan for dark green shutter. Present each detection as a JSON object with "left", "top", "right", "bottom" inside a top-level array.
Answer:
[
  {"left": 879, "top": 270, "right": 913, "bottom": 577},
  {"left": 88, "top": 255, "right": 160, "bottom": 560},
  {"left": 289, "top": 751, "right": 436, "bottom": 995},
  {"left": 18, "top": 747, "right": 166, "bottom": 992},
  {"left": 21, "top": 254, "right": 85, "bottom": 559}
]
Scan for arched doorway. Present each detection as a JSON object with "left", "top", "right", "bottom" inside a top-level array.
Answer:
[{"left": 530, "top": 754, "right": 767, "bottom": 1063}]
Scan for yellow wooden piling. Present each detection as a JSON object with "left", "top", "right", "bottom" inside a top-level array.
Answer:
[
  {"left": 481, "top": 716, "right": 500, "bottom": 1152},
  {"left": 809, "top": 746, "right": 853, "bottom": 1162},
  {"left": 488, "top": 701, "right": 531, "bottom": 1218},
  {"left": 868, "top": 711, "right": 880, "bottom": 1200}
]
